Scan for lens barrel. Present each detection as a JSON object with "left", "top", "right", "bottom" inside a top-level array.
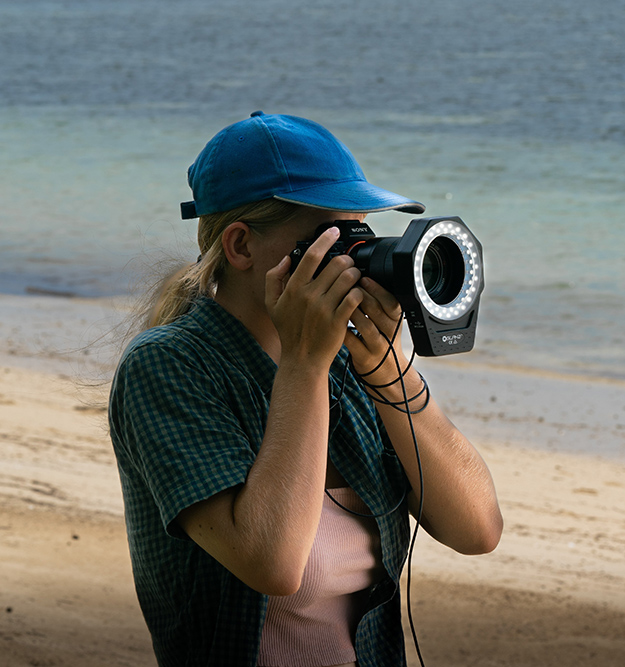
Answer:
[{"left": 350, "top": 232, "right": 469, "bottom": 309}]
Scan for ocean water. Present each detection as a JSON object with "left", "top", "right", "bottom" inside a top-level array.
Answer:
[{"left": 1, "top": 0, "right": 624, "bottom": 380}]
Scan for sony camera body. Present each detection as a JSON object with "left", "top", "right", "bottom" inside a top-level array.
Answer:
[{"left": 289, "top": 217, "right": 484, "bottom": 356}]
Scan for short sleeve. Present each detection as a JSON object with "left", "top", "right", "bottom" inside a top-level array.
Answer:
[{"left": 109, "top": 338, "right": 257, "bottom": 538}]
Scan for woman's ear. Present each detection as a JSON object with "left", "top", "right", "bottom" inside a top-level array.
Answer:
[{"left": 221, "top": 222, "right": 254, "bottom": 271}]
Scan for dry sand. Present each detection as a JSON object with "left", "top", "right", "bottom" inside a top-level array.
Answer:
[{"left": 0, "top": 294, "right": 624, "bottom": 666}]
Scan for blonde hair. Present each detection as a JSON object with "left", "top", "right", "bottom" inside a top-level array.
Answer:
[{"left": 146, "top": 198, "right": 305, "bottom": 328}]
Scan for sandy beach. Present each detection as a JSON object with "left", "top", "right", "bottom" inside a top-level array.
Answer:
[{"left": 1, "top": 294, "right": 624, "bottom": 666}]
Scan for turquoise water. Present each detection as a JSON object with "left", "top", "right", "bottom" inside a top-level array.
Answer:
[{"left": 1, "top": 0, "right": 624, "bottom": 379}]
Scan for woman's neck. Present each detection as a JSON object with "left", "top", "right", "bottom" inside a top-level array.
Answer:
[{"left": 214, "top": 280, "right": 282, "bottom": 365}]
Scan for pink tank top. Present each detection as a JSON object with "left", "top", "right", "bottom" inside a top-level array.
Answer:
[{"left": 257, "top": 487, "right": 384, "bottom": 667}]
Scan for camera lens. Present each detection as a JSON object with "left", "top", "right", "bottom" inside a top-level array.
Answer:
[{"left": 422, "top": 236, "right": 465, "bottom": 305}]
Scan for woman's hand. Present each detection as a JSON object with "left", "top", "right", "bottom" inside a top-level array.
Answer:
[
  {"left": 344, "top": 277, "right": 410, "bottom": 386},
  {"left": 265, "top": 227, "right": 364, "bottom": 370}
]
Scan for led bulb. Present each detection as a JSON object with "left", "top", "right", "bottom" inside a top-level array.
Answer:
[{"left": 413, "top": 220, "right": 483, "bottom": 322}]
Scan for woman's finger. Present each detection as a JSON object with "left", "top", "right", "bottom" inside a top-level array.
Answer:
[
  {"left": 359, "top": 277, "right": 402, "bottom": 319},
  {"left": 289, "top": 227, "right": 341, "bottom": 284},
  {"left": 349, "top": 307, "right": 379, "bottom": 350},
  {"left": 356, "top": 288, "right": 400, "bottom": 340},
  {"left": 265, "top": 255, "right": 291, "bottom": 310}
]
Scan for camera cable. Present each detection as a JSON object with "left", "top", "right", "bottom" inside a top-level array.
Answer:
[{"left": 325, "top": 314, "right": 428, "bottom": 667}]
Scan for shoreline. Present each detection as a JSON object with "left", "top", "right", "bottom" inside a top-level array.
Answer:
[
  {"left": 2, "top": 290, "right": 625, "bottom": 383},
  {"left": 2, "top": 288, "right": 625, "bottom": 378},
  {"left": 0, "top": 291, "right": 623, "bottom": 457}
]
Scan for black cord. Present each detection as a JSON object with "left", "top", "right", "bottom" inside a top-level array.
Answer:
[
  {"left": 324, "top": 486, "right": 407, "bottom": 519},
  {"left": 326, "top": 313, "right": 427, "bottom": 667},
  {"left": 391, "top": 339, "right": 426, "bottom": 667},
  {"left": 326, "top": 342, "right": 408, "bottom": 519}
]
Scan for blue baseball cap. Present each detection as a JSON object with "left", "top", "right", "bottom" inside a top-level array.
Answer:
[{"left": 180, "top": 111, "right": 425, "bottom": 219}]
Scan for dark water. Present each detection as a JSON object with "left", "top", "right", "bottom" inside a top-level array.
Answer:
[{"left": 2, "top": 0, "right": 623, "bottom": 142}]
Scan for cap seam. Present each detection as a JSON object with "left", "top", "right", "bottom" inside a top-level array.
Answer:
[{"left": 254, "top": 115, "right": 292, "bottom": 193}]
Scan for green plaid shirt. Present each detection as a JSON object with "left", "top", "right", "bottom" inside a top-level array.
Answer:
[{"left": 109, "top": 297, "right": 411, "bottom": 666}]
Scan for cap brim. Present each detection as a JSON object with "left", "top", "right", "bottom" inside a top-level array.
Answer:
[{"left": 273, "top": 180, "right": 425, "bottom": 214}]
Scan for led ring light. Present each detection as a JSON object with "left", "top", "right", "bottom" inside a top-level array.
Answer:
[{"left": 414, "top": 221, "right": 482, "bottom": 321}]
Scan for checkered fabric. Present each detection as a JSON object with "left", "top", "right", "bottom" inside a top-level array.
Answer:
[{"left": 109, "top": 296, "right": 411, "bottom": 666}]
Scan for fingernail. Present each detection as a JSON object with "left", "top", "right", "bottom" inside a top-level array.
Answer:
[{"left": 328, "top": 226, "right": 340, "bottom": 238}]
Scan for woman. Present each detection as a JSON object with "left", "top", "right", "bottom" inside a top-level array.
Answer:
[{"left": 109, "top": 111, "right": 503, "bottom": 667}]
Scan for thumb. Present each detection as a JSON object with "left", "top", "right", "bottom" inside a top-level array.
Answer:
[{"left": 265, "top": 255, "right": 291, "bottom": 308}]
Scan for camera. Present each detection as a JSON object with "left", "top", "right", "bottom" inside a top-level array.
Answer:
[{"left": 289, "top": 217, "right": 484, "bottom": 356}]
